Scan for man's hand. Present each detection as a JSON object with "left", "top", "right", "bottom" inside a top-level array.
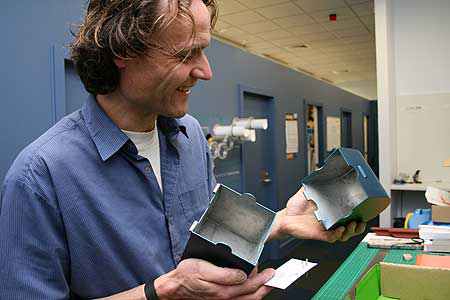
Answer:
[
  {"left": 154, "top": 259, "right": 275, "bottom": 300},
  {"left": 269, "top": 187, "right": 366, "bottom": 242}
]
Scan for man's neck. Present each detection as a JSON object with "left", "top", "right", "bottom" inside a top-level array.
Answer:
[{"left": 96, "top": 93, "right": 157, "bottom": 132}]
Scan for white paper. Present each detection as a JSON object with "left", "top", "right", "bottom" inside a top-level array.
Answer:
[
  {"left": 265, "top": 259, "right": 317, "bottom": 289},
  {"left": 425, "top": 186, "right": 450, "bottom": 206},
  {"left": 285, "top": 120, "right": 299, "bottom": 154},
  {"left": 326, "top": 116, "right": 341, "bottom": 151}
]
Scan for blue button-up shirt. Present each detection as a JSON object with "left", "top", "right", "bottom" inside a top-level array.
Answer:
[{"left": 0, "top": 96, "right": 216, "bottom": 299}]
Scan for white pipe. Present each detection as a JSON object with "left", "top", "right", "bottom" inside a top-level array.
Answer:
[
  {"left": 233, "top": 118, "right": 268, "bottom": 130},
  {"left": 212, "top": 125, "right": 252, "bottom": 139}
]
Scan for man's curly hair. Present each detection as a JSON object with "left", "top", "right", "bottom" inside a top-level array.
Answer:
[{"left": 70, "top": 0, "right": 217, "bottom": 95}]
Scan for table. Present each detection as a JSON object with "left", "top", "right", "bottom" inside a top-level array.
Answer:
[{"left": 312, "top": 240, "right": 449, "bottom": 299}]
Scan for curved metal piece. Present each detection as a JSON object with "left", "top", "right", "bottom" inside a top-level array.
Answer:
[{"left": 302, "top": 148, "right": 390, "bottom": 230}]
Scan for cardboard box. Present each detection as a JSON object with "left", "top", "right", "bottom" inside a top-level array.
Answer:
[
  {"left": 354, "top": 262, "right": 450, "bottom": 300},
  {"left": 432, "top": 205, "right": 450, "bottom": 223}
]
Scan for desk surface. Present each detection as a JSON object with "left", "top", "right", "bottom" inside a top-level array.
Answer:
[{"left": 312, "top": 240, "right": 449, "bottom": 300}]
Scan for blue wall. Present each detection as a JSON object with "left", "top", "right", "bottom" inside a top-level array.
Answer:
[
  {"left": 191, "top": 40, "right": 371, "bottom": 208},
  {"left": 1, "top": 1, "right": 370, "bottom": 212}
]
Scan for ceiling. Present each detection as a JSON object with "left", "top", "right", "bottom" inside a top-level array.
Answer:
[{"left": 213, "top": 0, "right": 377, "bottom": 100}]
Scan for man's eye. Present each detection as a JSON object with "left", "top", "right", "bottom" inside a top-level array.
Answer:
[{"left": 177, "top": 49, "right": 200, "bottom": 63}]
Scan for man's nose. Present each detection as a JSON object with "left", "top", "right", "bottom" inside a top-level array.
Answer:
[{"left": 191, "top": 52, "right": 212, "bottom": 81}]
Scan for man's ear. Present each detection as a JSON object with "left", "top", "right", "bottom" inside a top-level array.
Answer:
[{"left": 114, "top": 58, "right": 126, "bottom": 69}]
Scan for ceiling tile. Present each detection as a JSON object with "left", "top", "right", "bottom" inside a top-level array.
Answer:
[
  {"left": 340, "top": 34, "right": 373, "bottom": 44},
  {"left": 351, "top": 1, "right": 374, "bottom": 16},
  {"left": 345, "top": 0, "right": 370, "bottom": 4},
  {"left": 350, "top": 41, "right": 375, "bottom": 50},
  {"left": 257, "top": 29, "right": 293, "bottom": 40},
  {"left": 271, "top": 37, "right": 306, "bottom": 47},
  {"left": 221, "top": 10, "right": 266, "bottom": 26},
  {"left": 359, "top": 14, "right": 375, "bottom": 26},
  {"left": 264, "top": 50, "right": 299, "bottom": 61},
  {"left": 245, "top": 40, "right": 276, "bottom": 49},
  {"left": 289, "top": 23, "right": 327, "bottom": 35},
  {"left": 241, "top": 21, "right": 281, "bottom": 34},
  {"left": 294, "top": 0, "right": 347, "bottom": 12},
  {"left": 256, "top": 2, "right": 304, "bottom": 19},
  {"left": 297, "top": 31, "right": 337, "bottom": 42},
  {"left": 309, "top": 56, "right": 340, "bottom": 65},
  {"left": 254, "top": 46, "right": 284, "bottom": 54},
  {"left": 217, "top": 0, "right": 248, "bottom": 15},
  {"left": 213, "top": 20, "right": 233, "bottom": 33},
  {"left": 321, "top": 49, "right": 355, "bottom": 56},
  {"left": 333, "top": 26, "right": 369, "bottom": 38},
  {"left": 272, "top": 14, "right": 315, "bottom": 28},
  {"left": 310, "top": 7, "right": 355, "bottom": 23},
  {"left": 323, "top": 18, "right": 363, "bottom": 31},
  {"left": 308, "top": 38, "right": 345, "bottom": 48},
  {"left": 217, "top": 26, "right": 247, "bottom": 37},
  {"left": 288, "top": 47, "right": 323, "bottom": 57},
  {"left": 240, "top": 35, "right": 266, "bottom": 45},
  {"left": 238, "top": 0, "right": 291, "bottom": 9}
]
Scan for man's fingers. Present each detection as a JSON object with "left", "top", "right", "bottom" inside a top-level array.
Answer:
[
  {"left": 324, "top": 226, "right": 344, "bottom": 242},
  {"left": 249, "top": 266, "right": 259, "bottom": 278},
  {"left": 341, "top": 221, "right": 357, "bottom": 241},
  {"left": 306, "top": 200, "right": 318, "bottom": 212},
  {"left": 194, "top": 260, "right": 247, "bottom": 285},
  {"left": 223, "top": 268, "right": 275, "bottom": 299},
  {"left": 355, "top": 222, "right": 366, "bottom": 235}
]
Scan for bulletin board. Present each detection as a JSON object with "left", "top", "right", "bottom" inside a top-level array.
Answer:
[
  {"left": 326, "top": 116, "right": 341, "bottom": 151},
  {"left": 285, "top": 113, "right": 298, "bottom": 160},
  {"left": 397, "top": 93, "right": 450, "bottom": 182}
]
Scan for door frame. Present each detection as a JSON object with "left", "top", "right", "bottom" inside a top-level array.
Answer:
[
  {"left": 340, "top": 107, "right": 353, "bottom": 148},
  {"left": 50, "top": 45, "right": 71, "bottom": 124},
  {"left": 303, "top": 99, "right": 326, "bottom": 174},
  {"left": 362, "top": 112, "right": 370, "bottom": 159},
  {"left": 237, "top": 84, "right": 278, "bottom": 209}
]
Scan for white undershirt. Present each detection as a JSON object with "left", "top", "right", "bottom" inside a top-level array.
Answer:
[{"left": 122, "top": 124, "right": 162, "bottom": 192}]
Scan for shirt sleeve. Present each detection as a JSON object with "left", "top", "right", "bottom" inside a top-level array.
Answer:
[{"left": 0, "top": 176, "right": 70, "bottom": 300}]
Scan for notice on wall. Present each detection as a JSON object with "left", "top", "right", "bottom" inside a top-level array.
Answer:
[
  {"left": 326, "top": 116, "right": 341, "bottom": 151},
  {"left": 285, "top": 113, "right": 299, "bottom": 156}
]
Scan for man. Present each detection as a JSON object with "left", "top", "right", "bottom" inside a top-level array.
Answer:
[{"left": 0, "top": 0, "right": 365, "bottom": 299}]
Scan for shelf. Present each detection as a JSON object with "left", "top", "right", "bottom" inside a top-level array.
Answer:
[{"left": 390, "top": 182, "right": 450, "bottom": 192}]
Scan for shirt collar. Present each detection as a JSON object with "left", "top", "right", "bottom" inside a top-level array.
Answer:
[
  {"left": 82, "top": 95, "right": 129, "bottom": 161},
  {"left": 82, "top": 95, "right": 189, "bottom": 161},
  {"left": 157, "top": 116, "right": 189, "bottom": 139}
]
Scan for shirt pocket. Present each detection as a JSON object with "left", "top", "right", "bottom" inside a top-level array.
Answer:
[{"left": 178, "top": 178, "right": 209, "bottom": 224}]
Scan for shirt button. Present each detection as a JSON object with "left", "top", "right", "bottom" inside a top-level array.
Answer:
[{"left": 144, "top": 165, "right": 152, "bottom": 173}]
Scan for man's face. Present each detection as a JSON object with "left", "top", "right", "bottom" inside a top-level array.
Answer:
[{"left": 115, "top": 0, "right": 212, "bottom": 118}]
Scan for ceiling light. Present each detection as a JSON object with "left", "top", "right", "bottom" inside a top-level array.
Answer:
[
  {"left": 332, "top": 69, "right": 349, "bottom": 74},
  {"left": 290, "top": 44, "right": 309, "bottom": 49}
]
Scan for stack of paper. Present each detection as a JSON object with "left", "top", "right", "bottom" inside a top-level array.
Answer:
[{"left": 419, "top": 224, "right": 450, "bottom": 253}]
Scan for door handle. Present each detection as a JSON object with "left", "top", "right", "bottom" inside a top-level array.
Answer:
[{"left": 260, "top": 170, "right": 272, "bottom": 184}]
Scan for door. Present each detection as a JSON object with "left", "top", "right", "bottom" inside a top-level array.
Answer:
[
  {"left": 241, "top": 90, "right": 277, "bottom": 212},
  {"left": 341, "top": 109, "right": 353, "bottom": 148},
  {"left": 305, "top": 103, "right": 325, "bottom": 174},
  {"left": 240, "top": 88, "right": 278, "bottom": 260}
]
